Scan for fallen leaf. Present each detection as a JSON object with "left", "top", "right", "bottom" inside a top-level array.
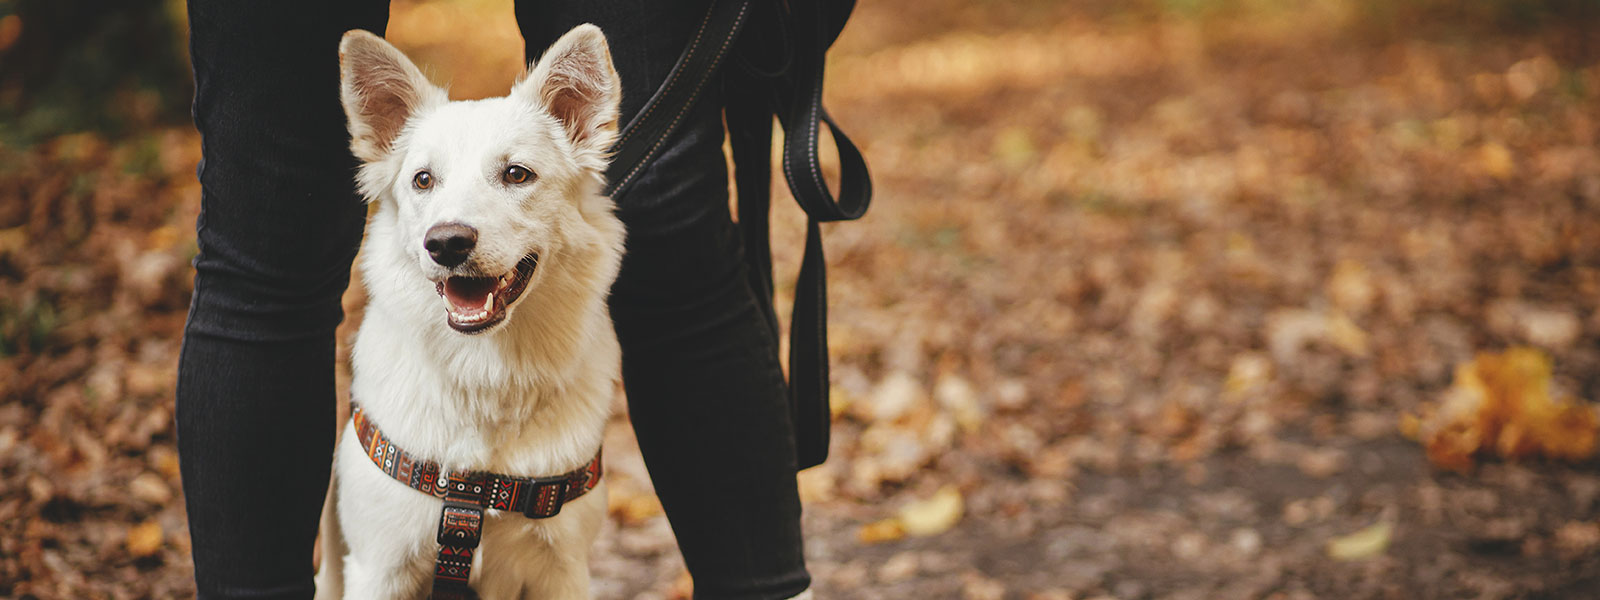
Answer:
[
  {"left": 129, "top": 472, "right": 172, "bottom": 504},
  {"left": 1327, "top": 259, "right": 1376, "bottom": 314},
  {"left": 1407, "top": 347, "right": 1599, "bottom": 472},
  {"left": 796, "top": 464, "right": 837, "bottom": 503},
  {"left": 992, "top": 126, "right": 1037, "bottom": 168},
  {"left": 858, "top": 371, "right": 924, "bottom": 423},
  {"left": 1325, "top": 311, "right": 1370, "bottom": 357},
  {"left": 149, "top": 446, "right": 181, "bottom": 479},
  {"left": 126, "top": 521, "right": 164, "bottom": 557},
  {"left": 1327, "top": 520, "right": 1392, "bottom": 561},
  {"left": 1478, "top": 142, "right": 1515, "bottom": 179},
  {"left": 1553, "top": 521, "right": 1600, "bottom": 558},
  {"left": 829, "top": 384, "right": 852, "bottom": 419},
  {"left": 935, "top": 374, "right": 984, "bottom": 432},
  {"left": 606, "top": 485, "right": 663, "bottom": 526},
  {"left": 878, "top": 551, "right": 921, "bottom": 582},
  {"left": 27, "top": 476, "right": 53, "bottom": 503},
  {"left": 1224, "top": 353, "right": 1272, "bottom": 397},
  {"left": 666, "top": 569, "right": 693, "bottom": 600},
  {"left": 0, "top": 226, "right": 26, "bottom": 259},
  {"left": 962, "top": 571, "right": 1006, "bottom": 600},
  {"left": 857, "top": 518, "right": 906, "bottom": 544},
  {"left": 897, "top": 485, "right": 964, "bottom": 537}
]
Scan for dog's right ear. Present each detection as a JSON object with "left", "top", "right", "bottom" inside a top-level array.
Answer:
[{"left": 339, "top": 30, "right": 443, "bottom": 163}]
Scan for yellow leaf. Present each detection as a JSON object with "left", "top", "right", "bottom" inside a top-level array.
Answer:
[
  {"left": 127, "top": 521, "right": 164, "bottom": 557},
  {"left": 606, "top": 488, "right": 663, "bottom": 526},
  {"left": 1325, "top": 311, "right": 1369, "bottom": 357},
  {"left": 1327, "top": 520, "right": 1392, "bottom": 561},
  {"left": 129, "top": 472, "right": 172, "bottom": 505},
  {"left": 147, "top": 225, "right": 181, "bottom": 250},
  {"left": 858, "top": 519, "right": 906, "bottom": 544},
  {"left": 1397, "top": 413, "right": 1420, "bottom": 439},
  {"left": 0, "top": 226, "right": 25, "bottom": 259},
  {"left": 1224, "top": 353, "right": 1272, "bottom": 397},
  {"left": 1478, "top": 142, "right": 1515, "bottom": 179},
  {"left": 992, "top": 127, "right": 1037, "bottom": 168},
  {"left": 897, "top": 485, "right": 964, "bottom": 537},
  {"left": 829, "top": 385, "right": 851, "bottom": 420},
  {"left": 1326, "top": 260, "right": 1376, "bottom": 314},
  {"left": 796, "top": 465, "right": 836, "bottom": 503}
]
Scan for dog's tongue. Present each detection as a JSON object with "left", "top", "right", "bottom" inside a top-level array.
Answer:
[{"left": 444, "top": 276, "right": 497, "bottom": 311}]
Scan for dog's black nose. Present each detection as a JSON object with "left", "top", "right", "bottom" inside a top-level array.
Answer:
[{"left": 424, "top": 223, "right": 478, "bottom": 268}]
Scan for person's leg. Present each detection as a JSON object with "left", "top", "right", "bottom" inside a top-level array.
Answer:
[
  {"left": 517, "top": 4, "right": 810, "bottom": 599},
  {"left": 178, "top": 2, "right": 388, "bottom": 598}
]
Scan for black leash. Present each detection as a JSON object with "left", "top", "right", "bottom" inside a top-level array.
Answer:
[
  {"left": 603, "top": 0, "right": 751, "bottom": 199},
  {"left": 606, "top": 0, "right": 871, "bottom": 470}
]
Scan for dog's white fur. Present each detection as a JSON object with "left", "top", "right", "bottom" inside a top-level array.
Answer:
[{"left": 315, "top": 25, "right": 625, "bottom": 600}]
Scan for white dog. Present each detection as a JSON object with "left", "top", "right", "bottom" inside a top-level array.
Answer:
[{"left": 314, "top": 25, "right": 625, "bottom": 600}]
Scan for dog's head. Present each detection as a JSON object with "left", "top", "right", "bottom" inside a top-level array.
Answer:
[{"left": 339, "top": 25, "right": 624, "bottom": 335}]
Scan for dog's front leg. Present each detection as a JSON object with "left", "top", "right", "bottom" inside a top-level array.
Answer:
[
  {"left": 477, "top": 548, "right": 590, "bottom": 600},
  {"left": 334, "top": 431, "right": 440, "bottom": 600},
  {"left": 313, "top": 468, "right": 345, "bottom": 600},
  {"left": 478, "top": 486, "right": 607, "bottom": 600},
  {"left": 342, "top": 552, "right": 433, "bottom": 600}
]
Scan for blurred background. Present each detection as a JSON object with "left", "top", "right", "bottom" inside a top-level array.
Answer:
[{"left": 3, "top": 0, "right": 1600, "bottom": 597}]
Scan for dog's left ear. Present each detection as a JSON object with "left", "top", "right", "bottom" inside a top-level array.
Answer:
[{"left": 518, "top": 24, "right": 621, "bottom": 158}]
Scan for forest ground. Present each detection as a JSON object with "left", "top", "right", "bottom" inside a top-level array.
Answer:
[{"left": 3, "top": 0, "right": 1600, "bottom": 598}]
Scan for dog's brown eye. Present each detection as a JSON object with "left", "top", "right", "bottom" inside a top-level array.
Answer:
[
  {"left": 503, "top": 165, "right": 534, "bottom": 185},
  {"left": 413, "top": 171, "right": 433, "bottom": 190}
]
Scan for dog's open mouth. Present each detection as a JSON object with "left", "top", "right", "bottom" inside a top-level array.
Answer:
[{"left": 435, "top": 254, "right": 538, "bottom": 334}]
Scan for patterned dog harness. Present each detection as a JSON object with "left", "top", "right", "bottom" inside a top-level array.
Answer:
[{"left": 350, "top": 402, "right": 603, "bottom": 600}]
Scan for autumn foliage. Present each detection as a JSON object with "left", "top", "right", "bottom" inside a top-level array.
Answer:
[
  {"left": 5, "top": 0, "right": 1600, "bottom": 598},
  {"left": 1407, "top": 348, "right": 1599, "bottom": 472}
]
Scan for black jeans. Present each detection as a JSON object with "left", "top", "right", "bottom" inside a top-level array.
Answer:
[{"left": 176, "top": 1, "right": 809, "bottom": 598}]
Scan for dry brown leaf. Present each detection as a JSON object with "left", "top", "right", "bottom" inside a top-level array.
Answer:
[
  {"left": 1407, "top": 347, "right": 1599, "bottom": 472},
  {"left": 962, "top": 571, "right": 1006, "bottom": 600},
  {"left": 1553, "top": 520, "right": 1600, "bottom": 558},
  {"left": 665, "top": 569, "right": 694, "bottom": 600}
]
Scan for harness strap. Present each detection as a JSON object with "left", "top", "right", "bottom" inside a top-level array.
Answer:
[{"left": 350, "top": 402, "right": 603, "bottom": 599}]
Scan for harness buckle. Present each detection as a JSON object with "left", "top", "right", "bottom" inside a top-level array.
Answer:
[
  {"left": 437, "top": 501, "right": 484, "bottom": 549},
  {"left": 522, "top": 479, "right": 570, "bottom": 519}
]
